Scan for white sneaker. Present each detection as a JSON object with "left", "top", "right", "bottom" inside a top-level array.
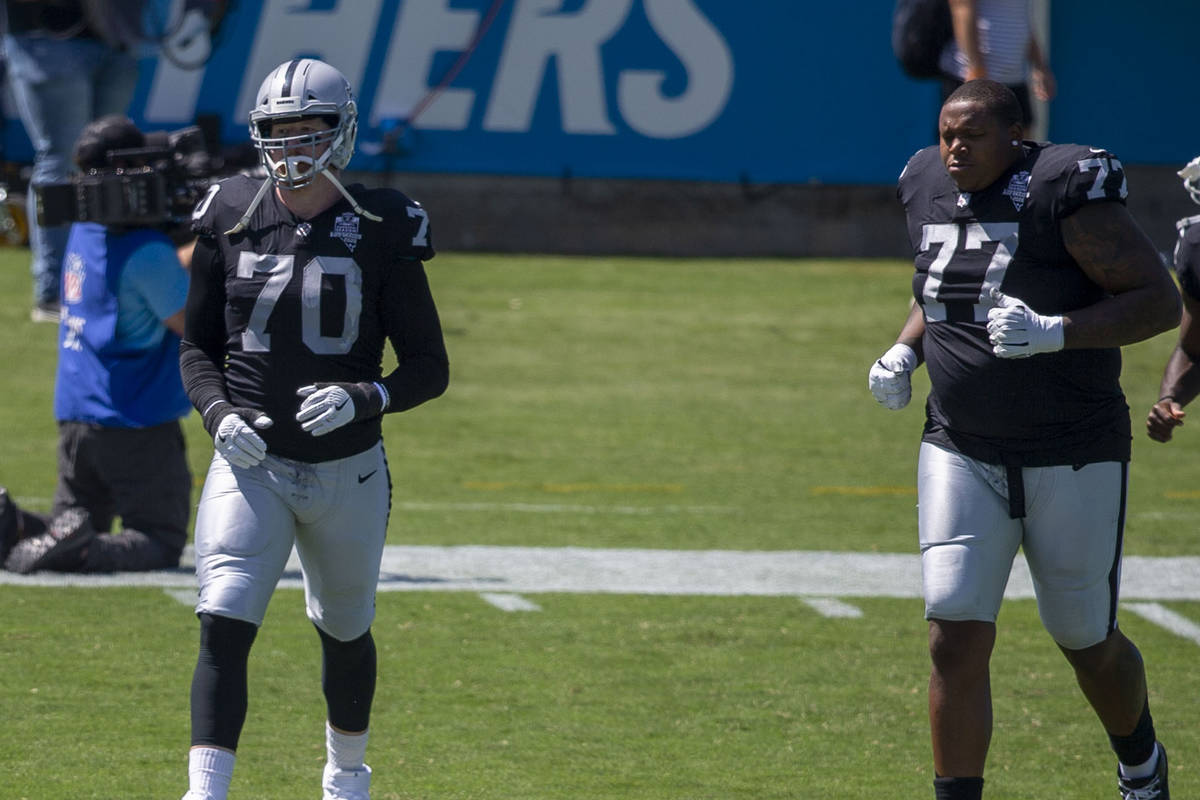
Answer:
[
  {"left": 181, "top": 792, "right": 216, "bottom": 800},
  {"left": 323, "top": 762, "right": 371, "bottom": 800}
]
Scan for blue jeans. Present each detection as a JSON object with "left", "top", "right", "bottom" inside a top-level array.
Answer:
[{"left": 4, "top": 34, "right": 139, "bottom": 306}]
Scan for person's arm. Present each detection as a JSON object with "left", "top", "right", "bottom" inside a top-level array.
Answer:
[
  {"left": 1026, "top": 36, "right": 1056, "bottom": 102},
  {"left": 163, "top": 309, "right": 185, "bottom": 337},
  {"left": 868, "top": 302, "right": 926, "bottom": 410},
  {"left": 1147, "top": 291, "right": 1200, "bottom": 442},
  {"left": 378, "top": 259, "right": 450, "bottom": 412},
  {"left": 948, "top": 0, "right": 985, "bottom": 79},
  {"left": 1058, "top": 202, "right": 1181, "bottom": 348}
]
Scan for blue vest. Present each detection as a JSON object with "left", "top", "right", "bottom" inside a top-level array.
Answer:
[{"left": 54, "top": 224, "right": 191, "bottom": 427}]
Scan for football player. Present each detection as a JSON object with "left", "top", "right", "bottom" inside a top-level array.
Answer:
[
  {"left": 177, "top": 58, "right": 448, "bottom": 800},
  {"left": 869, "top": 80, "right": 1178, "bottom": 800},
  {"left": 1146, "top": 156, "right": 1200, "bottom": 443}
]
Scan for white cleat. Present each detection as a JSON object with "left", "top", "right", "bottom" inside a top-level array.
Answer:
[{"left": 323, "top": 762, "right": 372, "bottom": 800}]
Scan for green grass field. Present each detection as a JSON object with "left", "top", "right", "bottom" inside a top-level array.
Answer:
[{"left": 1, "top": 247, "right": 1197, "bottom": 799}]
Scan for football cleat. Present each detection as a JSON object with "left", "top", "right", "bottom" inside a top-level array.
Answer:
[
  {"left": 3, "top": 507, "right": 94, "bottom": 574},
  {"left": 323, "top": 762, "right": 371, "bottom": 800},
  {"left": 1119, "top": 743, "right": 1169, "bottom": 800},
  {"left": 0, "top": 487, "right": 19, "bottom": 563}
]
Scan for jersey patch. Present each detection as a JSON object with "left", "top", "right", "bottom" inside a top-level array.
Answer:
[
  {"left": 330, "top": 212, "right": 363, "bottom": 252},
  {"left": 1002, "top": 171, "right": 1030, "bottom": 211}
]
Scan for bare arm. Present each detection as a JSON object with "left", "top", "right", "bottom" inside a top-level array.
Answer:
[
  {"left": 895, "top": 300, "right": 927, "bottom": 361},
  {"left": 1147, "top": 290, "right": 1200, "bottom": 442},
  {"left": 163, "top": 308, "right": 186, "bottom": 337},
  {"left": 1059, "top": 202, "right": 1180, "bottom": 348},
  {"left": 1026, "top": 36, "right": 1056, "bottom": 101},
  {"left": 948, "top": 0, "right": 985, "bottom": 79}
]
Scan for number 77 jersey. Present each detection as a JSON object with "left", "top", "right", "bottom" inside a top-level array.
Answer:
[
  {"left": 185, "top": 173, "right": 448, "bottom": 463},
  {"left": 895, "top": 141, "right": 1132, "bottom": 468}
]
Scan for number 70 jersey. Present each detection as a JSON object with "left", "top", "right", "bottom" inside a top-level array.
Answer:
[
  {"left": 895, "top": 141, "right": 1132, "bottom": 467},
  {"left": 186, "top": 173, "right": 447, "bottom": 462}
]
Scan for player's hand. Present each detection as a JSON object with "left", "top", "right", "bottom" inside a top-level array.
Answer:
[
  {"left": 986, "top": 288, "right": 1064, "bottom": 358},
  {"left": 214, "top": 408, "right": 274, "bottom": 468},
  {"left": 868, "top": 343, "right": 919, "bottom": 410},
  {"left": 1147, "top": 397, "right": 1186, "bottom": 443},
  {"left": 295, "top": 382, "right": 386, "bottom": 437}
]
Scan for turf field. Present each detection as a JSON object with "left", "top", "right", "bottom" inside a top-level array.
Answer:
[{"left": 1, "top": 247, "right": 1197, "bottom": 799}]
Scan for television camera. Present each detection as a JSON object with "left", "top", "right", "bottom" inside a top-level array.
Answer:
[{"left": 35, "top": 125, "right": 215, "bottom": 229}]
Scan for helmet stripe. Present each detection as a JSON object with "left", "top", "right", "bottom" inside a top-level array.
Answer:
[{"left": 280, "top": 58, "right": 302, "bottom": 98}]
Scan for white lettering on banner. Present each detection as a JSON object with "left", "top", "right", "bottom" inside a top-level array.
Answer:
[
  {"left": 619, "top": 0, "right": 734, "bottom": 138},
  {"left": 235, "top": 0, "right": 385, "bottom": 122},
  {"left": 370, "top": 0, "right": 480, "bottom": 130},
  {"left": 484, "top": 0, "right": 633, "bottom": 134},
  {"left": 230, "top": 0, "right": 735, "bottom": 141},
  {"left": 144, "top": 0, "right": 206, "bottom": 123}
]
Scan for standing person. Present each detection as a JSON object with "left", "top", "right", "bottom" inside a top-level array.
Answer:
[
  {"left": 177, "top": 58, "right": 449, "bottom": 800},
  {"left": 1147, "top": 156, "right": 1200, "bottom": 443},
  {"left": 1, "top": 114, "right": 192, "bottom": 574},
  {"left": 939, "top": 0, "right": 1054, "bottom": 130},
  {"left": 2, "top": 0, "right": 141, "bottom": 322},
  {"left": 869, "top": 79, "right": 1178, "bottom": 800}
]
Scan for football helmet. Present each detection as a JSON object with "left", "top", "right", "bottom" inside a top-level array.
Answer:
[
  {"left": 249, "top": 58, "right": 358, "bottom": 188},
  {"left": 227, "top": 58, "right": 379, "bottom": 234},
  {"left": 1180, "top": 155, "right": 1200, "bottom": 205}
]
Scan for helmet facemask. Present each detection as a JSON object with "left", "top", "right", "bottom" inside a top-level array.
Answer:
[
  {"left": 254, "top": 120, "right": 342, "bottom": 189},
  {"left": 1180, "top": 156, "right": 1200, "bottom": 206}
]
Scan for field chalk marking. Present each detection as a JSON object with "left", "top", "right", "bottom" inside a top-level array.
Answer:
[
  {"left": 8, "top": 547, "right": 1198, "bottom": 600},
  {"left": 1124, "top": 602, "right": 1200, "bottom": 646},
  {"left": 801, "top": 597, "right": 864, "bottom": 618},
  {"left": 479, "top": 592, "right": 542, "bottom": 612}
]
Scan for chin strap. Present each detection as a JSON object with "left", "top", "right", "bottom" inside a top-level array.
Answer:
[
  {"left": 224, "top": 171, "right": 382, "bottom": 236},
  {"left": 321, "top": 170, "right": 382, "bottom": 222},
  {"left": 224, "top": 176, "right": 274, "bottom": 235}
]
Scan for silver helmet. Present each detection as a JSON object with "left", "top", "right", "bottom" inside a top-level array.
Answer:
[
  {"left": 227, "top": 58, "right": 379, "bottom": 235},
  {"left": 249, "top": 58, "right": 358, "bottom": 188}
]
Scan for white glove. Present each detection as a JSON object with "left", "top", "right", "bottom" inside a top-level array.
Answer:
[
  {"left": 869, "top": 343, "right": 919, "bottom": 410},
  {"left": 986, "top": 288, "right": 1064, "bottom": 359},
  {"left": 296, "top": 384, "right": 357, "bottom": 436},
  {"left": 215, "top": 410, "right": 273, "bottom": 468}
]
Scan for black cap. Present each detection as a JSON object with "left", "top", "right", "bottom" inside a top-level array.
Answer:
[{"left": 73, "top": 114, "right": 146, "bottom": 170}]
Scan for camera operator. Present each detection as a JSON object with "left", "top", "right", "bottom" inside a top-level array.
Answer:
[{"left": 1, "top": 114, "right": 193, "bottom": 574}]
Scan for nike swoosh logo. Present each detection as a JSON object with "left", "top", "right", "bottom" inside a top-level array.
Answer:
[{"left": 357, "top": 470, "right": 377, "bottom": 484}]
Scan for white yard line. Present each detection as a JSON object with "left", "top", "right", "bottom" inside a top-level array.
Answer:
[
  {"left": 478, "top": 592, "right": 543, "bottom": 612},
  {"left": 801, "top": 597, "right": 864, "bottom": 618},
  {"left": 7, "top": 547, "right": 1198, "bottom": 599},
  {"left": 1123, "top": 603, "right": 1200, "bottom": 646}
]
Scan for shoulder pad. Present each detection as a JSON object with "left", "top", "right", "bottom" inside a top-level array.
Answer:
[
  {"left": 190, "top": 174, "right": 267, "bottom": 238},
  {"left": 348, "top": 185, "right": 436, "bottom": 261},
  {"left": 1031, "top": 143, "right": 1128, "bottom": 218}
]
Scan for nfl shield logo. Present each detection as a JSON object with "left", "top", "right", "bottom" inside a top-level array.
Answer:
[{"left": 63, "top": 252, "right": 85, "bottom": 304}]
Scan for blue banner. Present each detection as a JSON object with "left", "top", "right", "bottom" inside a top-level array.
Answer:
[{"left": 2, "top": 0, "right": 1195, "bottom": 184}]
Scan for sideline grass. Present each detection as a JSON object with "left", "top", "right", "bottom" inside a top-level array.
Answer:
[{"left": 1, "top": 248, "right": 1198, "bottom": 799}]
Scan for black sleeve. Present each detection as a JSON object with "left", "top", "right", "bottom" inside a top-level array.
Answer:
[
  {"left": 178, "top": 234, "right": 234, "bottom": 435},
  {"left": 1175, "top": 219, "right": 1200, "bottom": 302},
  {"left": 378, "top": 260, "right": 449, "bottom": 412}
]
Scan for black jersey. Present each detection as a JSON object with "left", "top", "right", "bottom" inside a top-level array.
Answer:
[
  {"left": 897, "top": 142, "right": 1131, "bottom": 466},
  {"left": 1174, "top": 214, "right": 1200, "bottom": 301},
  {"left": 181, "top": 174, "right": 449, "bottom": 462}
]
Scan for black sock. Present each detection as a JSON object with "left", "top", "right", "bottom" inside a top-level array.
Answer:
[
  {"left": 190, "top": 613, "right": 258, "bottom": 749},
  {"left": 934, "top": 775, "right": 984, "bottom": 800},
  {"left": 1109, "top": 700, "right": 1157, "bottom": 768}
]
